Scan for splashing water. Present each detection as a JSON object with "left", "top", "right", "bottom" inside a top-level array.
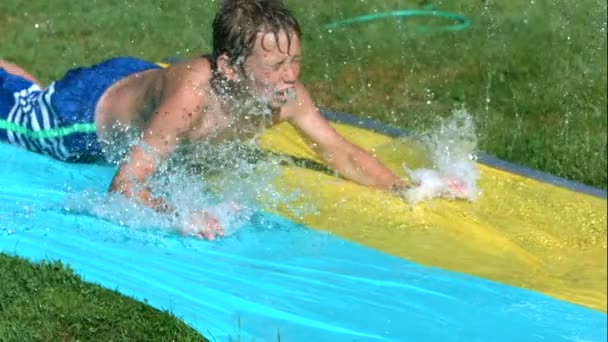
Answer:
[
  {"left": 61, "top": 67, "right": 314, "bottom": 240},
  {"left": 63, "top": 138, "right": 315, "bottom": 238},
  {"left": 402, "top": 110, "right": 480, "bottom": 204},
  {"left": 63, "top": 174, "right": 254, "bottom": 239}
]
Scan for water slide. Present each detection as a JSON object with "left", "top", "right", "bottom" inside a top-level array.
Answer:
[{"left": 1, "top": 108, "right": 605, "bottom": 341}]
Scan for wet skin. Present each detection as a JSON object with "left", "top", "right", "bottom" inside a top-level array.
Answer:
[{"left": 95, "top": 30, "right": 405, "bottom": 239}]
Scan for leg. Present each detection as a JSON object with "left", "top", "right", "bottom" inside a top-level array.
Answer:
[
  {"left": 0, "top": 59, "right": 43, "bottom": 87},
  {"left": 1, "top": 61, "right": 47, "bottom": 156}
]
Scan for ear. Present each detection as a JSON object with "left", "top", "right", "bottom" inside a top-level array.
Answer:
[{"left": 216, "top": 54, "right": 238, "bottom": 81}]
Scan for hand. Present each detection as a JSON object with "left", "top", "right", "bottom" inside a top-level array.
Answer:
[
  {"left": 395, "top": 169, "right": 471, "bottom": 204},
  {"left": 181, "top": 210, "right": 224, "bottom": 240},
  {"left": 179, "top": 201, "right": 242, "bottom": 240},
  {"left": 442, "top": 174, "right": 469, "bottom": 198}
]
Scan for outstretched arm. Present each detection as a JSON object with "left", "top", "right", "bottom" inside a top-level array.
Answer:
[
  {"left": 107, "top": 61, "right": 227, "bottom": 240},
  {"left": 108, "top": 64, "right": 207, "bottom": 212},
  {"left": 283, "top": 82, "right": 410, "bottom": 192}
]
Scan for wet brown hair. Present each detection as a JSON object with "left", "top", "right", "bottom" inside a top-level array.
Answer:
[{"left": 211, "top": 0, "right": 302, "bottom": 70}]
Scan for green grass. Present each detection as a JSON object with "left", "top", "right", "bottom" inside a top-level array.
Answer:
[
  {"left": 1, "top": 0, "right": 605, "bottom": 188},
  {"left": 1, "top": 0, "right": 606, "bottom": 339},
  {"left": 0, "top": 253, "right": 207, "bottom": 341},
  {"left": 295, "top": 0, "right": 607, "bottom": 189}
]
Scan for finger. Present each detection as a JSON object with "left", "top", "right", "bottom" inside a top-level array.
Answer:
[
  {"left": 449, "top": 185, "right": 467, "bottom": 198},
  {"left": 201, "top": 213, "right": 225, "bottom": 239},
  {"left": 202, "top": 229, "right": 215, "bottom": 241},
  {"left": 208, "top": 216, "right": 224, "bottom": 237},
  {"left": 447, "top": 179, "right": 465, "bottom": 191}
]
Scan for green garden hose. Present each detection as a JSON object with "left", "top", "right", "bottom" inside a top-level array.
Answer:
[{"left": 322, "top": 9, "right": 470, "bottom": 32}]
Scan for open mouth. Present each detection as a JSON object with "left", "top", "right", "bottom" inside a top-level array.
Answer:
[{"left": 273, "top": 88, "right": 295, "bottom": 102}]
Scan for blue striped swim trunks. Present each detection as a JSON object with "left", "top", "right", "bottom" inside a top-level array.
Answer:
[{"left": 0, "top": 57, "right": 161, "bottom": 162}]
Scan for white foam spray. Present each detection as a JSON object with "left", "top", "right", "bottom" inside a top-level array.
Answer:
[
  {"left": 401, "top": 110, "right": 481, "bottom": 204},
  {"left": 63, "top": 140, "right": 311, "bottom": 239}
]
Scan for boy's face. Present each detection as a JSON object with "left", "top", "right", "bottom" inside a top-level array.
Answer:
[{"left": 241, "top": 30, "right": 302, "bottom": 109}]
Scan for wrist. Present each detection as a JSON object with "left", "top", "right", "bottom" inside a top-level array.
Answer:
[
  {"left": 390, "top": 181, "right": 412, "bottom": 194},
  {"left": 133, "top": 188, "right": 177, "bottom": 216},
  {"left": 151, "top": 197, "right": 178, "bottom": 216}
]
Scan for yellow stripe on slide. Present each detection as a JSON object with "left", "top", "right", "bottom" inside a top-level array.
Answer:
[{"left": 258, "top": 121, "right": 607, "bottom": 312}]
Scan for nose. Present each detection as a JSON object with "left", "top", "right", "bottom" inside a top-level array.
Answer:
[{"left": 282, "top": 63, "right": 297, "bottom": 84}]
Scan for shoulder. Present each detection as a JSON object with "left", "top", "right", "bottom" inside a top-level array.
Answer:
[
  {"left": 154, "top": 57, "right": 216, "bottom": 116},
  {"left": 152, "top": 57, "right": 216, "bottom": 124},
  {"left": 162, "top": 57, "right": 214, "bottom": 91}
]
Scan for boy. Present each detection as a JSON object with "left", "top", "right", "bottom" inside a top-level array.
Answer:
[{"left": 1, "top": 0, "right": 422, "bottom": 239}]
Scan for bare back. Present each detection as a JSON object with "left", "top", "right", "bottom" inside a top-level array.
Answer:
[{"left": 95, "top": 57, "right": 281, "bottom": 162}]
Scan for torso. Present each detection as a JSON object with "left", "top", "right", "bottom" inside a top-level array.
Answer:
[{"left": 94, "top": 57, "right": 282, "bottom": 162}]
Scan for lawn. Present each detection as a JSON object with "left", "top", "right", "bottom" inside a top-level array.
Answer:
[{"left": 1, "top": 0, "right": 606, "bottom": 339}]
